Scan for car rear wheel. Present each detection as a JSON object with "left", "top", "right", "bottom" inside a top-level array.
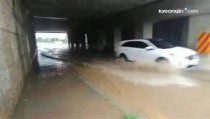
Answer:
[
  {"left": 119, "top": 54, "right": 128, "bottom": 62},
  {"left": 156, "top": 58, "right": 169, "bottom": 64}
]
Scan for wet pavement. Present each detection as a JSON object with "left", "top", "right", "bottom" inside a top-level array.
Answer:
[
  {"left": 73, "top": 61, "right": 210, "bottom": 119},
  {"left": 41, "top": 49, "right": 210, "bottom": 119},
  {"left": 12, "top": 47, "right": 210, "bottom": 119},
  {"left": 12, "top": 53, "right": 123, "bottom": 119}
]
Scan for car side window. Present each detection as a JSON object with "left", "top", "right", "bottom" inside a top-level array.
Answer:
[
  {"left": 136, "top": 41, "right": 148, "bottom": 48},
  {"left": 122, "top": 41, "right": 148, "bottom": 48},
  {"left": 122, "top": 42, "right": 134, "bottom": 47}
]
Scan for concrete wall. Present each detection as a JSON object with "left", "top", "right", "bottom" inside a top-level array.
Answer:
[
  {"left": 114, "top": 27, "right": 121, "bottom": 52},
  {"left": 143, "top": 22, "right": 153, "bottom": 38},
  {"left": 0, "top": 0, "right": 36, "bottom": 118}
]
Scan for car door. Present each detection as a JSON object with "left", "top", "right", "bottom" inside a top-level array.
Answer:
[
  {"left": 122, "top": 41, "right": 149, "bottom": 61},
  {"left": 131, "top": 41, "right": 149, "bottom": 61},
  {"left": 121, "top": 42, "right": 137, "bottom": 61}
]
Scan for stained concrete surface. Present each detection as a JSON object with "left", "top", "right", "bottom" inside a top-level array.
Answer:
[
  {"left": 0, "top": 0, "right": 36, "bottom": 118},
  {"left": 12, "top": 53, "right": 123, "bottom": 119}
]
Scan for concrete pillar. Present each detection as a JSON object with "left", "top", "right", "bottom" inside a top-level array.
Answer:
[
  {"left": 143, "top": 22, "right": 153, "bottom": 38},
  {"left": 80, "top": 33, "right": 86, "bottom": 51},
  {"left": 114, "top": 27, "right": 121, "bottom": 52},
  {"left": 69, "top": 30, "right": 77, "bottom": 51},
  {"left": 97, "top": 31, "right": 106, "bottom": 51},
  {"left": 187, "top": 15, "right": 210, "bottom": 49},
  {"left": 86, "top": 29, "right": 97, "bottom": 51},
  {"left": 105, "top": 28, "right": 114, "bottom": 53},
  {"left": 28, "top": 17, "right": 37, "bottom": 58},
  {"left": 134, "top": 23, "right": 143, "bottom": 39},
  {"left": 180, "top": 18, "right": 189, "bottom": 47},
  {"left": 67, "top": 31, "right": 71, "bottom": 49},
  {"left": 187, "top": 15, "right": 210, "bottom": 68}
]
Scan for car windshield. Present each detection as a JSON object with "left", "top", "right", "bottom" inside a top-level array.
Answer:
[{"left": 149, "top": 39, "right": 175, "bottom": 49}]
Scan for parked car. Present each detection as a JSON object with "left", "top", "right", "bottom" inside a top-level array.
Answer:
[{"left": 116, "top": 38, "right": 199, "bottom": 68}]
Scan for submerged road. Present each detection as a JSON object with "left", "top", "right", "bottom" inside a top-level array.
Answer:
[
  {"left": 13, "top": 47, "right": 210, "bottom": 119},
  {"left": 12, "top": 54, "right": 122, "bottom": 119}
]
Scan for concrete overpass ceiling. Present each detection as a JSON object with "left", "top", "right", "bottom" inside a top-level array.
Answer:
[
  {"left": 23, "top": 0, "right": 157, "bottom": 18},
  {"left": 33, "top": 17, "right": 70, "bottom": 32}
]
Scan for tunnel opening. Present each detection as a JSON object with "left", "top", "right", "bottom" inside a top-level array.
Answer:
[
  {"left": 36, "top": 32, "right": 69, "bottom": 51},
  {"left": 35, "top": 32, "right": 69, "bottom": 65}
]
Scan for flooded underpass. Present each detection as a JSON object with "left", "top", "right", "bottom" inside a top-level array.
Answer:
[
  {"left": 12, "top": 48, "right": 210, "bottom": 119},
  {"left": 3, "top": 0, "right": 210, "bottom": 119},
  {"left": 12, "top": 53, "right": 123, "bottom": 119}
]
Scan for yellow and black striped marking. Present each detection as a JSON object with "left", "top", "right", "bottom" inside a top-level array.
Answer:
[{"left": 197, "top": 32, "right": 210, "bottom": 54}]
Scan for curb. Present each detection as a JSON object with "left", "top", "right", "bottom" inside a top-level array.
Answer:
[{"left": 71, "top": 69, "right": 147, "bottom": 119}]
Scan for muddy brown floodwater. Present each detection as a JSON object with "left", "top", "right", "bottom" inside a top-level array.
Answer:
[
  {"left": 72, "top": 62, "right": 210, "bottom": 119},
  {"left": 12, "top": 53, "right": 123, "bottom": 119},
  {"left": 15, "top": 49, "right": 210, "bottom": 119}
]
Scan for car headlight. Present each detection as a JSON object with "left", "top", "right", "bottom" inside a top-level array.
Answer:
[{"left": 186, "top": 54, "right": 198, "bottom": 60}]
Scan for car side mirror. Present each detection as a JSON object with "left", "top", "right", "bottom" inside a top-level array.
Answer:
[{"left": 145, "top": 46, "right": 154, "bottom": 51}]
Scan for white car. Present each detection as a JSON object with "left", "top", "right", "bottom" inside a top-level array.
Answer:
[{"left": 116, "top": 39, "right": 199, "bottom": 68}]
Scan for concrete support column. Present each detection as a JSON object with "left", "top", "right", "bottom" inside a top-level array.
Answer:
[
  {"left": 67, "top": 31, "right": 71, "bottom": 49},
  {"left": 187, "top": 15, "right": 210, "bottom": 50},
  {"left": 187, "top": 15, "right": 210, "bottom": 69},
  {"left": 80, "top": 33, "right": 86, "bottom": 51},
  {"left": 97, "top": 31, "right": 106, "bottom": 51},
  {"left": 28, "top": 17, "right": 37, "bottom": 58},
  {"left": 87, "top": 30, "right": 97, "bottom": 51},
  {"left": 114, "top": 27, "right": 121, "bottom": 52},
  {"left": 69, "top": 30, "right": 78, "bottom": 51},
  {"left": 143, "top": 22, "right": 153, "bottom": 38},
  {"left": 69, "top": 33, "right": 75, "bottom": 51},
  {"left": 135, "top": 23, "right": 143, "bottom": 39},
  {"left": 105, "top": 28, "right": 114, "bottom": 53}
]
